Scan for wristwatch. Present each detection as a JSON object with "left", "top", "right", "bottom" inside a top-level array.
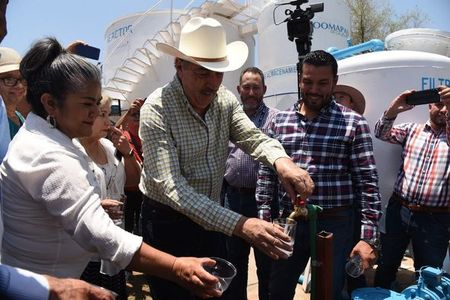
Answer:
[{"left": 362, "top": 237, "right": 381, "bottom": 251}]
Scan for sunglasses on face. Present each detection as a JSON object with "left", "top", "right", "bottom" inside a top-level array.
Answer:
[{"left": 0, "top": 77, "right": 26, "bottom": 87}]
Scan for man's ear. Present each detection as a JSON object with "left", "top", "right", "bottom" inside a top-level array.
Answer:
[
  {"left": 237, "top": 85, "right": 241, "bottom": 94},
  {"left": 40, "top": 93, "right": 57, "bottom": 116}
]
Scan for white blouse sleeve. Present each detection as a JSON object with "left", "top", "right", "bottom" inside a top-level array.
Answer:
[{"left": 19, "top": 148, "right": 142, "bottom": 269}]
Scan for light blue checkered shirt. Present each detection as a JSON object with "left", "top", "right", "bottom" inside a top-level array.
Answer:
[{"left": 139, "top": 76, "right": 288, "bottom": 236}]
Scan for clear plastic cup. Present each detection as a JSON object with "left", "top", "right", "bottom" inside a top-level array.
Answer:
[
  {"left": 345, "top": 254, "right": 364, "bottom": 278},
  {"left": 108, "top": 193, "right": 126, "bottom": 226},
  {"left": 273, "top": 218, "right": 297, "bottom": 257},
  {"left": 203, "top": 257, "right": 237, "bottom": 292}
]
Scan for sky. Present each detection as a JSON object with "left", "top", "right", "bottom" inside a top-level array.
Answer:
[{"left": 3, "top": 0, "right": 450, "bottom": 59}]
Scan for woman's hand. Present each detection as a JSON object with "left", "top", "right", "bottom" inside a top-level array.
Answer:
[
  {"left": 109, "top": 127, "right": 132, "bottom": 156},
  {"left": 171, "top": 257, "right": 222, "bottom": 299},
  {"left": 100, "top": 199, "right": 123, "bottom": 220}
]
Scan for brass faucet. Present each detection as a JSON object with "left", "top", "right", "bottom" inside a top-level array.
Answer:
[{"left": 288, "top": 195, "right": 308, "bottom": 222}]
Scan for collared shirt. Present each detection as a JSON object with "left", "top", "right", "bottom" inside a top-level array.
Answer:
[
  {"left": 224, "top": 103, "right": 279, "bottom": 188},
  {"left": 0, "top": 112, "right": 142, "bottom": 278},
  {"left": 374, "top": 116, "right": 450, "bottom": 207},
  {"left": 139, "top": 76, "right": 288, "bottom": 236},
  {"left": 256, "top": 101, "right": 381, "bottom": 240},
  {"left": 0, "top": 264, "right": 49, "bottom": 300}
]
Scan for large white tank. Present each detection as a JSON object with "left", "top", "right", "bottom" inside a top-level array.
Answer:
[
  {"left": 102, "top": 10, "right": 183, "bottom": 86},
  {"left": 337, "top": 50, "right": 450, "bottom": 213},
  {"left": 385, "top": 28, "right": 450, "bottom": 58},
  {"left": 258, "top": 0, "right": 351, "bottom": 108}
]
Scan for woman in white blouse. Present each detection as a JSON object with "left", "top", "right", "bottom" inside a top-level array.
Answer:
[
  {"left": 78, "top": 95, "right": 141, "bottom": 299},
  {"left": 0, "top": 37, "right": 220, "bottom": 299}
]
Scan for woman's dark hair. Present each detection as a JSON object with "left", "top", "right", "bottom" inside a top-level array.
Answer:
[{"left": 20, "top": 37, "right": 101, "bottom": 118}]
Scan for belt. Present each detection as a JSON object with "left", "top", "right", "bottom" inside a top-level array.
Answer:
[
  {"left": 227, "top": 185, "right": 256, "bottom": 194},
  {"left": 318, "top": 205, "right": 352, "bottom": 219},
  {"left": 392, "top": 193, "right": 450, "bottom": 214},
  {"left": 143, "top": 195, "right": 179, "bottom": 214}
]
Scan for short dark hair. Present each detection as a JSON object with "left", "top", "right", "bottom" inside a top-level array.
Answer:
[
  {"left": 20, "top": 37, "right": 101, "bottom": 118},
  {"left": 301, "top": 50, "right": 338, "bottom": 78},
  {"left": 239, "top": 67, "right": 265, "bottom": 86}
]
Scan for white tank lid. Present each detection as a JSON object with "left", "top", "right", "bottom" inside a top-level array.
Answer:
[
  {"left": 385, "top": 28, "right": 450, "bottom": 58},
  {"left": 338, "top": 50, "right": 450, "bottom": 75}
]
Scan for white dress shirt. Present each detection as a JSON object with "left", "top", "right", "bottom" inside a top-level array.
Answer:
[{"left": 0, "top": 112, "right": 142, "bottom": 278}]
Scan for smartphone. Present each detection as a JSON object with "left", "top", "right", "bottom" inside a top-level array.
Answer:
[
  {"left": 73, "top": 44, "right": 100, "bottom": 60},
  {"left": 405, "top": 89, "right": 440, "bottom": 105}
]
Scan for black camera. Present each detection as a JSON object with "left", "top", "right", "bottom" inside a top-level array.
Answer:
[
  {"left": 282, "top": 0, "right": 324, "bottom": 56},
  {"left": 286, "top": 2, "right": 324, "bottom": 42}
]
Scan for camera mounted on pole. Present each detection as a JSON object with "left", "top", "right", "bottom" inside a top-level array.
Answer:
[{"left": 274, "top": 0, "right": 324, "bottom": 100}]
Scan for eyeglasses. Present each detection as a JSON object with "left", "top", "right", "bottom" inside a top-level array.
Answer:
[{"left": 0, "top": 77, "right": 26, "bottom": 87}]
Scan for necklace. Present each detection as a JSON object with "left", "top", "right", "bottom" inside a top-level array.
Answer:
[{"left": 86, "top": 142, "right": 108, "bottom": 165}]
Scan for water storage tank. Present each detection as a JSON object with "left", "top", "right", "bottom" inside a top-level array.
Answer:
[
  {"left": 102, "top": 10, "right": 183, "bottom": 86},
  {"left": 385, "top": 28, "right": 450, "bottom": 58},
  {"left": 258, "top": 0, "right": 351, "bottom": 108},
  {"left": 337, "top": 50, "right": 450, "bottom": 212}
]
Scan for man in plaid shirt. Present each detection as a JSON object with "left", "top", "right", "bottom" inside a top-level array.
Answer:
[
  {"left": 374, "top": 87, "right": 450, "bottom": 289},
  {"left": 256, "top": 50, "right": 381, "bottom": 300},
  {"left": 139, "top": 17, "right": 315, "bottom": 300}
]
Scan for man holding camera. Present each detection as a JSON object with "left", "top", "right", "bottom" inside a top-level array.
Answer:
[{"left": 374, "top": 87, "right": 450, "bottom": 289}]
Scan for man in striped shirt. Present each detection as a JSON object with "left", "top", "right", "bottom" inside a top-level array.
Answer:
[
  {"left": 256, "top": 50, "right": 381, "bottom": 300},
  {"left": 223, "top": 67, "right": 278, "bottom": 300},
  {"left": 374, "top": 87, "right": 450, "bottom": 289}
]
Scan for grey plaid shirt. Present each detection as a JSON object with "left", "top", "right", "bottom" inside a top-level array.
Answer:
[{"left": 139, "top": 76, "right": 288, "bottom": 236}]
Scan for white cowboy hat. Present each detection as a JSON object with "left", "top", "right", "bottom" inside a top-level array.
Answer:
[
  {"left": 156, "top": 17, "right": 248, "bottom": 73},
  {"left": 334, "top": 84, "right": 366, "bottom": 115}
]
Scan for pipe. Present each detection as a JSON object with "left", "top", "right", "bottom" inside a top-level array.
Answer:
[{"left": 326, "top": 39, "right": 385, "bottom": 60}]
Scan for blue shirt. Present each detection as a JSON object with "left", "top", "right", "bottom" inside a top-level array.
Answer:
[
  {"left": 0, "top": 97, "right": 10, "bottom": 162},
  {"left": 0, "top": 264, "right": 49, "bottom": 299},
  {"left": 224, "top": 103, "right": 279, "bottom": 188}
]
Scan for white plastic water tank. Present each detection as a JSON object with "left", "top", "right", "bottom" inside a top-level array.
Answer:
[
  {"left": 258, "top": 0, "right": 351, "bottom": 108},
  {"left": 385, "top": 28, "right": 450, "bottom": 58},
  {"left": 337, "top": 50, "right": 450, "bottom": 212},
  {"left": 102, "top": 10, "right": 183, "bottom": 86}
]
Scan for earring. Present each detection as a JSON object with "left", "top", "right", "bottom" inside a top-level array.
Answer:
[{"left": 46, "top": 115, "right": 57, "bottom": 128}]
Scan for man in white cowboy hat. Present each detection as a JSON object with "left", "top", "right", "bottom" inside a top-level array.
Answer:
[
  {"left": 334, "top": 84, "right": 366, "bottom": 115},
  {"left": 138, "top": 16, "right": 314, "bottom": 299}
]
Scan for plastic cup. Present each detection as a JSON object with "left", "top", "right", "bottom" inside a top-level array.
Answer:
[
  {"left": 108, "top": 193, "right": 126, "bottom": 226},
  {"left": 203, "top": 257, "right": 237, "bottom": 292},
  {"left": 345, "top": 254, "right": 364, "bottom": 278},
  {"left": 273, "top": 218, "right": 297, "bottom": 257}
]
